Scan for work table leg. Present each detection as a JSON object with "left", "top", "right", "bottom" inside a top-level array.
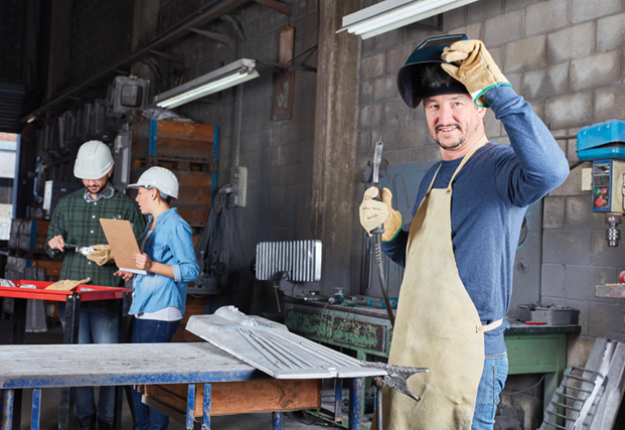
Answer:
[
  {"left": 1, "top": 389, "right": 15, "bottom": 430},
  {"left": 186, "top": 384, "right": 195, "bottom": 430},
  {"left": 348, "top": 378, "right": 362, "bottom": 430},
  {"left": 272, "top": 412, "right": 282, "bottom": 430},
  {"left": 10, "top": 298, "right": 26, "bottom": 430},
  {"left": 59, "top": 294, "right": 81, "bottom": 430},
  {"left": 31, "top": 389, "right": 41, "bottom": 430},
  {"left": 202, "top": 383, "right": 211, "bottom": 430}
]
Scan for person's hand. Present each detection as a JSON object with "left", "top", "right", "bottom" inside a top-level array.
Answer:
[
  {"left": 440, "top": 39, "right": 510, "bottom": 108},
  {"left": 48, "top": 235, "right": 66, "bottom": 252},
  {"left": 133, "top": 253, "right": 153, "bottom": 271},
  {"left": 359, "top": 187, "right": 403, "bottom": 242},
  {"left": 113, "top": 270, "right": 134, "bottom": 281}
]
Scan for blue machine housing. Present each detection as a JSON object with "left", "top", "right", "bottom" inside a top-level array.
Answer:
[{"left": 577, "top": 120, "right": 625, "bottom": 161}]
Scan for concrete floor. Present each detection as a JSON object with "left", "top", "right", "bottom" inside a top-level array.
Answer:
[{"left": 1, "top": 316, "right": 334, "bottom": 430}]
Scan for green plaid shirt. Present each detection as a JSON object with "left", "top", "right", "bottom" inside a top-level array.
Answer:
[{"left": 46, "top": 188, "right": 146, "bottom": 290}]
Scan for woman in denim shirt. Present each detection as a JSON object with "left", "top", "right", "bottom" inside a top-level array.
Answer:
[{"left": 115, "top": 166, "right": 199, "bottom": 430}]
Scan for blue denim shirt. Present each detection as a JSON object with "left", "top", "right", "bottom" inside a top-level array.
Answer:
[{"left": 129, "top": 208, "right": 199, "bottom": 315}]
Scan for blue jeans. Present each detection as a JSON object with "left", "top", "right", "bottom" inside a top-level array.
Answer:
[
  {"left": 130, "top": 318, "right": 181, "bottom": 430},
  {"left": 471, "top": 354, "right": 508, "bottom": 430},
  {"left": 58, "top": 303, "right": 119, "bottom": 421}
]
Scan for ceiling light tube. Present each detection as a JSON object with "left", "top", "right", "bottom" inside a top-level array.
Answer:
[
  {"left": 338, "top": 0, "right": 478, "bottom": 39},
  {"left": 155, "top": 58, "right": 259, "bottom": 109}
]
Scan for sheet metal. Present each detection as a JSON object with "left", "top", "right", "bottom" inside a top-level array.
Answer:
[{"left": 186, "top": 307, "right": 387, "bottom": 380}]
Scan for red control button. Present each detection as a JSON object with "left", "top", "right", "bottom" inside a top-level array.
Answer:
[
  {"left": 601, "top": 188, "right": 606, "bottom": 194},
  {"left": 595, "top": 197, "right": 606, "bottom": 207}
]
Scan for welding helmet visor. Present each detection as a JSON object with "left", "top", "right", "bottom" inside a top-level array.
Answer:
[{"left": 397, "top": 34, "right": 469, "bottom": 109}]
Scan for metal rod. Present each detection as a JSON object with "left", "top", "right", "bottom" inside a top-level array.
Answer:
[
  {"left": 1, "top": 389, "right": 15, "bottom": 429},
  {"left": 31, "top": 389, "right": 41, "bottom": 430},
  {"left": 272, "top": 411, "right": 282, "bottom": 430},
  {"left": 376, "top": 385, "right": 383, "bottom": 430},
  {"left": 334, "top": 380, "right": 343, "bottom": 422}
]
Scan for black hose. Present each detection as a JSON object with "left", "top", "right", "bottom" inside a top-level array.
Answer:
[{"left": 373, "top": 234, "right": 395, "bottom": 327}]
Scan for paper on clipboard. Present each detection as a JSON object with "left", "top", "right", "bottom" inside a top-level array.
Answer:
[{"left": 99, "top": 219, "right": 147, "bottom": 275}]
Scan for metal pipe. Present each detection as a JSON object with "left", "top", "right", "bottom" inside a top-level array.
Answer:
[{"left": 232, "top": 83, "right": 243, "bottom": 169}]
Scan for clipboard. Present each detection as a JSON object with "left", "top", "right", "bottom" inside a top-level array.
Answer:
[{"left": 99, "top": 219, "right": 147, "bottom": 275}]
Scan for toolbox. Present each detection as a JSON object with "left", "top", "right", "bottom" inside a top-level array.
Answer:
[{"left": 517, "top": 304, "right": 580, "bottom": 325}]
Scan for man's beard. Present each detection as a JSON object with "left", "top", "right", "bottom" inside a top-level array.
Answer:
[
  {"left": 433, "top": 122, "right": 464, "bottom": 150},
  {"left": 88, "top": 179, "right": 109, "bottom": 195}
]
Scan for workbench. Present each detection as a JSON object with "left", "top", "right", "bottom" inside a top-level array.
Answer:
[
  {"left": 0, "top": 280, "right": 129, "bottom": 430},
  {"left": 0, "top": 342, "right": 365, "bottom": 430},
  {"left": 284, "top": 298, "right": 581, "bottom": 413}
]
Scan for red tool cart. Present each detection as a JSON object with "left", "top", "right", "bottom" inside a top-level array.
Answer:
[{"left": 0, "top": 280, "right": 130, "bottom": 430}]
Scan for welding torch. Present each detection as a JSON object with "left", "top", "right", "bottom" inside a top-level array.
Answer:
[{"left": 371, "top": 140, "right": 395, "bottom": 327}]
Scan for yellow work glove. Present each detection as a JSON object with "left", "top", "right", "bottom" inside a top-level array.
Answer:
[
  {"left": 359, "top": 187, "right": 403, "bottom": 242},
  {"left": 46, "top": 278, "right": 91, "bottom": 291},
  {"left": 86, "top": 245, "right": 114, "bottom": 266},
  {"left": 440, "top": 39, "right": 511, "bottom": 108}
]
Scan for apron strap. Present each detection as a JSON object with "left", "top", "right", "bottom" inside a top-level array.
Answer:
[
  {"left": 479, "top": 318, "right": 503, "bottom": 333},
  {"left": 446, "top": 135, "right": 489, "bottom": 193}
]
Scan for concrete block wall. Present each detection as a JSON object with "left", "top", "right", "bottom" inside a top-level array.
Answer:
[
  {"left": 70, "top": 0, "right": 134, "bottom": 83},
  {"left": 354, "top": 0, "right": 625, "bottom": 351},
  {"left": 169, "top": 1, "right": 318, "bottom": 310}
]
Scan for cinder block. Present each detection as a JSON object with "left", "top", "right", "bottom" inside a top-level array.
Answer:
[
  {"left": 595, "top": 86, "right": 625, "bottom": 123},
  {"left": 361, "top": 53, "right": 386, "bottom": 80},
  {"left": 545, "top": 92, "right": 592, "bottom": 129},
  {"left": 547, "top": 22, "right": 595, "bottom": 62},
  {"left": 589, "top": 301, "right": 624, "bottom": 339},
  {"left": 564, "top": 265, "right": 618, "bottom": 303},
  {"left": 446, "top": 22, "right": 482, "bottom": 40},
  {"left": 357, "top": 130, "right": 372, "bottom": 156},
  {"left": 541, "top": 263, "right": 565, "bottom": 298},
  {"left": 484, "top": 9, "right": 523, "bottom": 46},
  {"left": 543, "top": 196, "right": 565, "bottom": 229},
  {"left": 506, "top": 72, "right": 523, "bottom": 96},
  {"left": 372, "top": 75, "right": 397, "bottom": 103},
  {"left": 542, "top": 229, "right": 592, "bottom": 264},
  {"left": 442, "top": 5, "right": 466, "bottom": 31},
  {"left": 359, "top": 103, "right": 383, "bottom": 128},
  {"left": 525, "top": 0, "right": 568, "bottom": 36},
  {"left": 467, "top": 0, "right": 502, "bottom": 23},
  {"left": 398, "top": 24, "right": 432, "bottom": 47},
  {"left": 590, "top": 230, "right": 625, "bottom": 267},
  {"left": 370, "top": 29, "right": 401, "bottom": 56},
  {"left": 598, "top": 13, "right": 625, "bottom": 52},
  {"left": 549, "top": 162, "right": 591, "bottom": 197},
  {"left": 566, "top": 336, "right": 595, "bottom": 367},
  {"left": 369, "top": 126, "right": 398, "bottom": 151},
  {"left": 572, "top": 0, "right": 621, "bottom": 23},
  {"left": 268, "top": 186, "right": 284, "bottom": 208},
  {"left": 384, "top": 99, "right": 412, "bottom": 126},
  {"left": 397, "top": 121, "right": 432, "bottom": 149},
  {"left": 570, "top": 51, "right": 620, "bottom": 92},
  {"left": 504, "top": 35, "right": 547, "bottom": 73},
  {"left": 505, "top": 0, "right": 543, "bottom": 11},
  {"left": 566, "top": 194, "right": 604, "bottom": 229},
  {"left": 522, "top": 68, "right": 546, "bottom": 101},
  {"left": 483, "top": 108, "right": 502, "bottom": 138},
  {"left": 385, "top": 44, "right": 415, "bottom": 76}
]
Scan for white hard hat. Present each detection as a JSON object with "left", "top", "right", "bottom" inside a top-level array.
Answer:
[
  {"left": 128, "top": 166, "right": 179, "bottom": 199},
  {"left": 74, "top": 140, "right": 115, "bottom": 180}
]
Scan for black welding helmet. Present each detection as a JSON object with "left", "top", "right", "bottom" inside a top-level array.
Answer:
[{"left": 397, "top": 34, "right": 469, "bottom": 109}]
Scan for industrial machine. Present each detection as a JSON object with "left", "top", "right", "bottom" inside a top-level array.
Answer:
[{"left": 577, "top": 120, "right": 625, "bottom": 247}]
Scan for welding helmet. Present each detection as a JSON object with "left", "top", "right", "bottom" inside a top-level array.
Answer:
[
  {"left": 397, "top": 34, "right": 470, "bottom": 109},
  {"left": 128, "top": 166, "right": 179, "bottom": 199},
  {"left": 74, "top": 140, "right": 115, "bottom": 180}
]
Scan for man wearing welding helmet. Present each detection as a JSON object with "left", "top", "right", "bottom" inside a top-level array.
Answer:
[{"left": 359, "top": 35, "right": 569, "bottom": 429}]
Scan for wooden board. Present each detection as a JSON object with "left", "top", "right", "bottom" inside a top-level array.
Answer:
[
  {"left": 99, "top": 219, "right": 145, "bottom": 275},
  {"left": 175, "top": 188, "right": 211, "bottom": 207},
  {"left": 156, "top": 121, "right": 215, "bottom": 142},
  {"left": 142, "top": 378, "right": 320, "bottom": 416},
  {"left": 174, "top": 207, "right": 210, "bottom": 225},
  {"left": 131, "top": 170, "right": 212, "bottom": 189}
]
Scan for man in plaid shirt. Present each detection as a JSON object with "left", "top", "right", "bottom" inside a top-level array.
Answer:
[{"left": 46, "top": 140, "right": 145, "bottom": 430}]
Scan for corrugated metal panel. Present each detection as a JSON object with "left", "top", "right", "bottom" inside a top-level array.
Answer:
[
  {"left": 256, "top": 240, "right": 322, "bottom": 282},
  {"left": 0, "top": 83, "right": 25, "bottom": 133}
]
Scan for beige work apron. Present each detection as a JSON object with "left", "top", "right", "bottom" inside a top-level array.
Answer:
[{"left": 381, "top": 136, "right": 501, "bottom": 430}]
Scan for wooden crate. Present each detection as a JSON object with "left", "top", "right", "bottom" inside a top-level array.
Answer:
[
  {"left": 131, "top": 120, "right": 217, "bottom": 160},
  {"left": 140, "top": 378, "right": 320, "bottom": 417},
  {"left": 8, "top": 219, "right": 50, "bottom": 253}
]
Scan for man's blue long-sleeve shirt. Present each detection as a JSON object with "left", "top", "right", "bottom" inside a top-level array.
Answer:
[{"left": 382, "top": 86, "right": 569, "bottom": 355}]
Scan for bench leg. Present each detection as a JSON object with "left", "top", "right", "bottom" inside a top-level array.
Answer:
[
  {"left": 272, "top": 412, "right": 282, "bottom": 430},
  {"left": 186, "top": 384, "right": 195, "bottom": 430},
  {"left": 202, "top": 384, "right": 211, "bottom": 430},
  {"left": 31, "top": 389, "right": 41, "bottom": 430},
  {"left": 1, "top": 389, "right": 15, "bottom": 430},
  {"left": 349, "top": 378, "right": 362, "bottom": 430}
]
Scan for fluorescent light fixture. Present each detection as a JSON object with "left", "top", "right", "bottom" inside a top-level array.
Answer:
[
  {"left": 338, "top": 0, "right": 478, "bottom": 39},
  {"left": 155, "top": 58, "right": 259, "bottom": 109}
]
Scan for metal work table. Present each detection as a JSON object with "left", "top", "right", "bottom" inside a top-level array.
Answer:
[
  {"left": 285, "top": 298, "right": 581, "bottom": 411},
  {"left": 0, "top": 280, "right": 129, "bottom": 430},
  {"left": 0, "top": 342, "right": 365, "bottom": 430}
]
